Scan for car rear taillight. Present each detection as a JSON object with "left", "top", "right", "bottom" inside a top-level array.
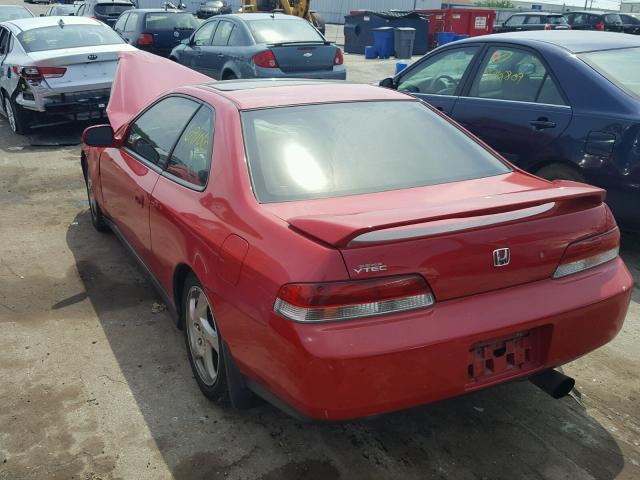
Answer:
[
  {"left": 273, "top": 275, "right": 434, "bottom": 322},
  {"left": 252, "top": 50, "right": 278, "bottom": 68},
  {"left": 553, "top": 228, "right": 620, "bottom": 279},
  {"left": 334, "top": 47, "right": 344, "bottom": 65},
  {"left": 544, "top": 23, "right": 551, "bottom": 30},
  {"left": 12, "top": 66, "right": 66, "bottom": 81},
  {"left": 138, "top": 33, "right": 154, "bottom": 46},
  {"left": 596, "top": 21, "right": 605, "bottom": 31}
]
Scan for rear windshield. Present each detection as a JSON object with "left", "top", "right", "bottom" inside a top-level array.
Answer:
[
  {"left": 51, "top": 5, "right": 77, "bottom": 15},
  {"left": 580, "top": 47, "right": 640, "bottom": 98},
  {"left": 547, "top": 15, "right": 568, "bottom": 24},
  {"left": 241, "top": 101, "right": 510, "bottom": 203},
  {"left": 0, "top": 6, "right": 33, "bottom": 22},
  {"left": 94, "top": 3, "right": 133, "bottom": 15},
  {"left": 18, "top": 24, "right": 124, "bottom": 52},
  {"left": 145, "top": 13, "right": 199, "bottom": 30},
  {"left": 247, "top": 18, "right": 324, "bottom": 44}
]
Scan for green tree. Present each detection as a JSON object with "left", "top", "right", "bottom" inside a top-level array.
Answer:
[{"left": 475, "top": 0, "right": 515, "bottom": 7}]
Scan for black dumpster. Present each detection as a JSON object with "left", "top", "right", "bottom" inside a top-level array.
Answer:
[{"left": 344, "top": 11, "right": 429, "bottom": 55}]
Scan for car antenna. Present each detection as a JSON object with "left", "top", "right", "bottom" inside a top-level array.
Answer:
[{"left": 58, "top": 18, "right": 65, "bottom": 28}]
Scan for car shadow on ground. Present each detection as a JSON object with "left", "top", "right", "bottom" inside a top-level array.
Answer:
[{"left": 64, "top": 210, "right": 631, "bottom": 480}]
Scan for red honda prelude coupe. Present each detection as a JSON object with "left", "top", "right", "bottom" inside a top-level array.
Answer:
[{"left": 81, "top": 51, "right": 633, "bottom": 421}]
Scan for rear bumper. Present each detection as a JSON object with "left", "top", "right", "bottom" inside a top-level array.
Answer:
[
  {"left": 18, "top": 88, "right": 110, "bottom": 116},
  {"left": 254, "top": 65, "right": 347, "bottom": 80},
  {"left": 235, "top": 258, "right": 633, "bottom": 421}
]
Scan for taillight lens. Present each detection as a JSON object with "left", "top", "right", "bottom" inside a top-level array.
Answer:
[
  {"left": 274, "top": 275, "right": 434, "bottom": 323},
  {"left": 553, "top": 228, "right": 620, "bottom": 279},
  {"left": 596, "top": 21, "right": 605, "bottom": 31},
  {"left": 138, "top": 33, "right": 154, "bottom": 46},
  {"left": 252, "top": 50, "right": 278, "bottom": 68},
  {"left": 334, "top": 47, "right": 344, "bottom": 65},
  {"left": 12, "top": 66, "right": 66, "bottom": 81},
  {"left": 544, "top": 23, "right": 551, "bottom": 30}
]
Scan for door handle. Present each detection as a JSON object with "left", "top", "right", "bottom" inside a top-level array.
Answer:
[{"left": 529, "top": 118, "right": 556, "bottom": 130}]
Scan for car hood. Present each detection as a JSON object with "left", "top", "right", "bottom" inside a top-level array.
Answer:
[{"left": 107, "top": 50, "right": 211, "bottom": 132}]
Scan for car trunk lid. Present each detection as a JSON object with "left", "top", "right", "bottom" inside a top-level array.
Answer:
[
  {"left": 264, "top": 176, "right": 609, "bottom": 301},
  {"left": 269, "top": 43, "right": 336, "bottom": 72},
  {"left": 28, "top": 44, "right": 136, "bottom": 91}
]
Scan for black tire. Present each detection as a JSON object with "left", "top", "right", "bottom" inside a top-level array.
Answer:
[
  {"left": 3, "top": 92, "right": 30, "bottom": 135},
  {"left": 182, "top": 273, "right": 229, "bottom": 402},
  {"left": 83, "top": 162, "right": 109, "bottom": 232},
  {"left": 310, "top": 12, "right": 325, "bottom": 36},
  {"left": 536, "top": 163, "right": 587, "bottom": 183}
]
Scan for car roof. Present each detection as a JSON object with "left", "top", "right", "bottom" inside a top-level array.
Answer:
[
  {"left": 5, "top": 15, "right": 103, "bottom": 30},
  {"left": 510, "top": 12, "right": 560, "bottom": 15},
  {"left": 134, "top": 9, "right": 184, "bottom": 13},
  {"left": 196, "top": 79, "right": 412, "bottom": 110},
  {"left": 566, "top": 10, "right": 607, "bottom": 14},
  {"left": 217, "top": 13, "right": 309, "bottom": 22},
  {"left": 455, "top": 30, "right": 640, "bottom": 53}
]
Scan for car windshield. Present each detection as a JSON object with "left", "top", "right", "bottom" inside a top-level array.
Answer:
[
  {"left": 581, "top": 47, "right": 640, "bottom": 98},
  {"left": 548, "top": 15, "right": 568, "bottom": 24},
  {"left": 0, "top": 6, "right": 33, "bottom": 21},
  {"left": 94, "top": 3, "right": 133, "bottom": 15},
  {"left": 205, "top": 1, "right": 224, "bottom": 6},
  {"left": 145, "top": 13, "right": 199, "bottom": 30},
  {"left": 247, "top": 18, "right": 324, "bottom": 43},
  {"left": 18, "top": 24, "right": 124, "bottom": 52},
  {"left": 241, "top": 101, "right": 511, "bottom": 203}
]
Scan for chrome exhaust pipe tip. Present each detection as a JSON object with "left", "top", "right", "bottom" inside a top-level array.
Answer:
[{"left": 529, "top": 369, "right": 575, "bottom": 399}]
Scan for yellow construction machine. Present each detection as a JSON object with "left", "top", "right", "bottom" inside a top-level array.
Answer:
[{"left": 240, "top": 0, "right": 325, "bottom": 34}]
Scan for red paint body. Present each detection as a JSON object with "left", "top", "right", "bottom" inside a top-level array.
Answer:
[{"left": 83, "top": 52, "right": 633, "bottom": 420}]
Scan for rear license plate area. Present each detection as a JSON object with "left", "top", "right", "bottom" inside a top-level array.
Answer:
[{"left": 466, "top": 327, "right": 548, "bottom": 386}]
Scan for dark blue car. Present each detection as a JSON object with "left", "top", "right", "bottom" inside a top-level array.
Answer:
[{"left": 380, "top": 31, "right": 640, "bottom": 228}]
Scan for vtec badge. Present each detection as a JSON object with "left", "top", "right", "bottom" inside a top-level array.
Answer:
[{"left": 353, "top": 263, "right": 387, "bottom": 275}]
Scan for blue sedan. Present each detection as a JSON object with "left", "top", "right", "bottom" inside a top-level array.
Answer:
[
  {"left": 170, "top": 13, "right": 345, "bottom": 81},
  {"left": 380, "top": 31, "right": 640, "bottom": 228}
]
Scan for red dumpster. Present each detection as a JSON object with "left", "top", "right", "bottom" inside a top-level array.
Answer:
[{"left": 417, "top": 8, "right": 495, "bottom": 49}]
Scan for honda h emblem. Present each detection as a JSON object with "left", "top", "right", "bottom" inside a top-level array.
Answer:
[
  {"left": 493, "top": 248, "right": 510, "bottom": 267},
  {"left": 88, "top": 54, "right": 97, "bottom": 60}
]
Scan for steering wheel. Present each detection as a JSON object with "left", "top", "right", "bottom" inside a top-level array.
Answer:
[{"left": 430, "top": 75, "right": 457, "bottom": 95}]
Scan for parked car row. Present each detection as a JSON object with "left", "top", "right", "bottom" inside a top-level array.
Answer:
[
  {"left": 79, "top": 49, "right": 633, "bottom": 421},
  {"left": 496, "top": 10, "right": 640, "bottom": 35}
]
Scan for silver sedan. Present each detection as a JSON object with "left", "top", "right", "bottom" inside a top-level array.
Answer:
[{"left": 0, "top": 16, "right": 136, "bottom": 134}]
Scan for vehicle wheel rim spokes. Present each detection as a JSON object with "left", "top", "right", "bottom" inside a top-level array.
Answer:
[
  {"left": 187, "top": 286, "right": 219, "bottom": 386},
  {"left": 5, "top": 100, "right": 16, "bottom": 133}
]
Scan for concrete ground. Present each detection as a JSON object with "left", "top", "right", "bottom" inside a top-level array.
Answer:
[{"left": 1, "top": 3, "right": 639, "bottom": 480}]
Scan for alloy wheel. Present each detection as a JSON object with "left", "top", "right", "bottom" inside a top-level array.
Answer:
[
  {"left": 5, "top": 98, "right": 16, "bottom": 133},
  {"left": 186, "top": 286, "right": 220, "bottom": 386}
]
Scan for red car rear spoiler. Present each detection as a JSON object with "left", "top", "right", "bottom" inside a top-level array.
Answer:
[{"left": 107, "top": 51, "right": 212, "bottom": 132}]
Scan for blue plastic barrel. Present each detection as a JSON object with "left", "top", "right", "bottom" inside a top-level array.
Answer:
[
  {"left": 453, "top": 34, "right": 470, "bottom": 42},
  {"left": 436, "top": 32, "right": 456, "bottom": 47},
  {"left": 365, "top": 45, "right": 377, "bottom": 59},
  {"left": 395, "top": 62, "right": 408, "bottom": 74},
  {"left": 372, "top": 27, "right": 394, "bottom": 59}
]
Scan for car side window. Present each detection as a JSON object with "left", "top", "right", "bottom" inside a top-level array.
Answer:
[
  {"left": 0, "top": 29, "right": 8, "bottom": 57},
  {"left": 124, "top": 12, "right": 139, "bottom": 32},
  {"left": 397, "top": 46, "right": 479, "bottom": 96},
  {"left": 114, "top": 12, "right": 128, "bottom": 31},
  {"left": 227, "top": 25, "right": 241, "bottom": 46},
  {"left": 193, "top": 21, "right": 216, "bottom": 46},
  {"left": 505, "top": 16, "right": 525, "bottom": 26},
  {"left": 469, "top": 47, "right": 565, "bottom": 105},
  {"left": 212, "top": 20, "right": 233, "bottom": 46},
  {"left": 525, "top": 16, "right": 542, "bottom": 25},
  {"left": 165, "top": 106, "right": 215, "bottom": 188},
  {"left": 125, "top": 97, "right": 201, "bottom": 166}
]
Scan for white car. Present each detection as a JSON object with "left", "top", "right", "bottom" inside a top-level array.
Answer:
[{"left": 0, "top": 16, "right": 136, "bottom": 134}]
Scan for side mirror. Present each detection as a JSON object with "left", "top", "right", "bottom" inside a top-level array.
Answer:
[
  {"left": 69, "top": 13, "right": 75, "bottom": 16},
  {"left": 379, "top": 77, "right": 396, "bottom": 89},
  {"left": 83, "top": 125, "right": 114, "bottom": 147},
  {"left": 40, "top": 14, "right": 45, "bottom": 17}
]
